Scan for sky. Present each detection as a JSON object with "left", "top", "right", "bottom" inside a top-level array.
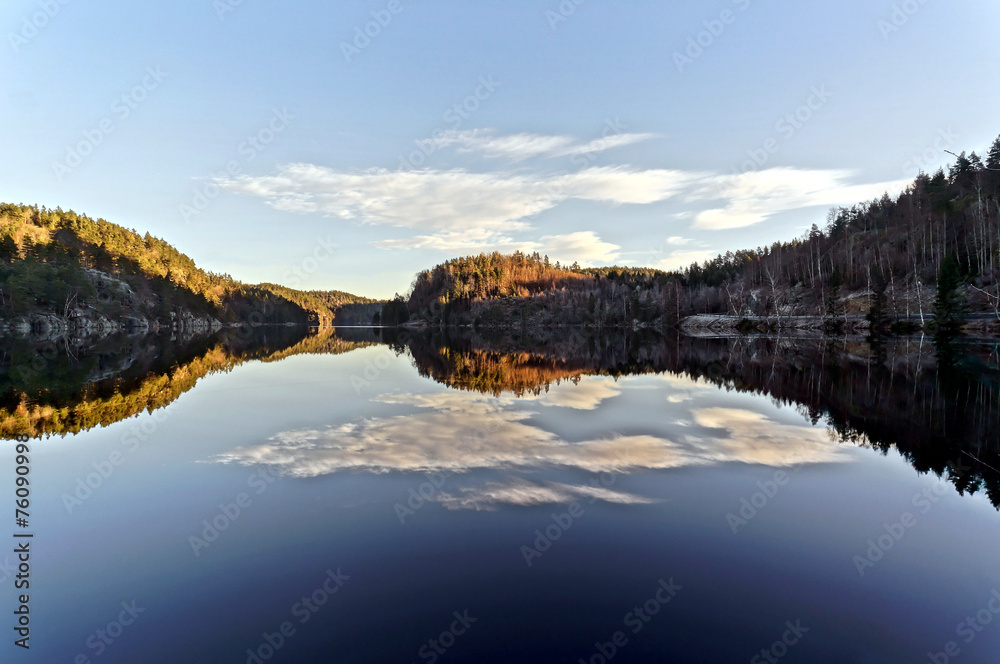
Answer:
[{"left": 2, "top": 0, "right": 999, "bottom": 299}]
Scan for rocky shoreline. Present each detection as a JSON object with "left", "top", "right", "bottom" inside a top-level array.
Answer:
[{"left": 0, "top": 309, "right": 224, "bottom": 341}]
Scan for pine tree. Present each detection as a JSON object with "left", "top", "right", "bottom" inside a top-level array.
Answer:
[
  {"left": 987, "top": 135, "right": 1000, "bottom": 170},
  {"left": 933, "top": 255, "right": 966, "bottom": 333}
]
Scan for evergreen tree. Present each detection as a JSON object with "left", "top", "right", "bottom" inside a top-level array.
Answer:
[
  {"left": 933, "top": 255, "right": 966, "bottom": 333},
  {"left": 987, "top": 134, "right": 1000, "bottom": 170}
]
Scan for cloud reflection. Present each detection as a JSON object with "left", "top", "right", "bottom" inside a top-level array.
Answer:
[
  {"left": 434, "top": 478, "right": 657, "bottom": 511},
  {"left": 213, "top": 388, "right": 848, "bottom": 508}
]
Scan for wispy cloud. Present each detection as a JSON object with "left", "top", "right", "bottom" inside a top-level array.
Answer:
[
  {"left": 688, "top": 168, "right": 909, "bottom": 230},
  {"left": 435, "top": 478, "right": 657, "bottom": 510},
  {"left": 218, "top": 163, "right": 694, "bottom": 255},
  {"left": 433, "top": 129, "right": 659, "bottom": 162},
  {"left": 219, "top": 130, "right": 912, "bottom": 256}
]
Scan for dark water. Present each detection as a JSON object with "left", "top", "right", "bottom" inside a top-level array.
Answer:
[{"left": 2, "top": 327, "right": 999, "bottom": 663}]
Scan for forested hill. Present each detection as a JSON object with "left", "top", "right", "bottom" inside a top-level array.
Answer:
[
  {"left": 0, "top": 203, "right": 374, "bottom": 330},
  {"left": 389, "top": 134, "right": 1000, "bottom": 334}
]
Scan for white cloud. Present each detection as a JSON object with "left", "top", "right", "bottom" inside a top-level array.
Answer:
[
  {"left": 653, "top": 248, "right": 718, "bottom": 271},
  {"left": 523, "top": 376, "right": 622, "bottom": 410},
  {"left": 692, "top": 407, "right": 846, "bottom": 466},
  {"left": 436, "top": 130, "right": 575, "bottom": 161},
  {"left": 219, "top": 163, "right": 694, "bottom": 255},
  {"left": 212, "top": 391, "right": 847, "bottom": 484},
  {"left": 220, "top": 132, "right": 912, "bottom": 258},
  {"left": 688, "top": 168, "right": 910, "bottom": 230},
  {"left": 374, "top": 228, "right": 620, "bottom": 266},
  {"left": 432, "top": 129, "right": 659, "bottom": 162},
  {"left": 538, "top": 231, "right": 621, "bottom": 266}
]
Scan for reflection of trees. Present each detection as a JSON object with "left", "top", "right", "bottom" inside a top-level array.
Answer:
[
  {"left": 6, "top": 321, "right": 998, "bottom": 508},
  {"left": 0, "top": 326, "right": 374, "bottom": 438},
  {"left": 400, "top": 329, "right": 1000, "bottom": 508},
  {"left": 399, "top": 327, "right": 672, "bottom": 397}
]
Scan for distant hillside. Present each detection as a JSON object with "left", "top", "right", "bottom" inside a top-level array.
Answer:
[
  {"left": 0, "top": 203, "right": 372, "bottom": 332},
  {"left": 390, "top": 133, "right": 1000, "bottom": 335},
  {"left": 385, "top": 251, "right": 671, "bottom": 328}
]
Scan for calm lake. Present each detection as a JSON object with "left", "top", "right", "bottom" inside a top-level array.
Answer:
[{"left": 2, "top": 327, "right": 999, "bottom": 663}]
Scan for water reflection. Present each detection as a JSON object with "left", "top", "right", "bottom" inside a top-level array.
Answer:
[
  {"left": 0, "top": 326, "right": 375, "bottom": 437},
  {"left": 4, "top": 325, "right": 998, "bottom": 506}
]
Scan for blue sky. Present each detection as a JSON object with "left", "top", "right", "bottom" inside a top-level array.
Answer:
[{"left": 2, "top": 0, "right": 999, "bottom": 299}]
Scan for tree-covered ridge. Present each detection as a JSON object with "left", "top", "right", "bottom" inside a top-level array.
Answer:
[
  {"left": 667, "top": 136, "right": 1000, "bottom": 325},
  {"left": 395, "top": 251, "right": 684, "bottom": 328},
  {"left": 391, "top": 134, "right": 1000, "bottom": 334},
  {"left": 0, "top": 203, "right": 370, "bottom": 326},
  {"left": 406, "top": 252, "right": 587, "bottom": 312}
]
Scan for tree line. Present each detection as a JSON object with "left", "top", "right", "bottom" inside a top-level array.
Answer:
[
  {"left": 0, "top": 204, "right": 373, "bottom": 327},
  {"left": 387, "top": 134, "right": 1000, "bottom": 334}
]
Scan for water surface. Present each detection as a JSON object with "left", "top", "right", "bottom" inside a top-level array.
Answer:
[{"left": 3, "top": 328, "right": 999, "bottom": 663}]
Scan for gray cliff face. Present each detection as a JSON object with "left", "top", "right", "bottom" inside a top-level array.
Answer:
[
  {"left": 1, "top": 266, "right": 224, "bottom": 341},
  {"left": 0, "top": 309, "right": 223, "bottom": 341}
]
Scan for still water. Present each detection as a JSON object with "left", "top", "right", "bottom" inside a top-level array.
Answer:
[{"left": 2, "top": 328, "right": 999, "bottom": 663}]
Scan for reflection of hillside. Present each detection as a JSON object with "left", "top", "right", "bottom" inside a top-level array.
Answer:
[
  {"left": 400, "top": 329, "right": 1000, "bottom": 507},
  {"left": 0, "top": 326, "right": 374, "bottom": 438},
  {"left": 260, "top": 326, "right": 379, "bottom": 362},
  {"left": 397, "top": 328, "right": 672, "bottom": 397},
  {"left": 671, "top": 336, "right": 1000, "bottom": 507}
]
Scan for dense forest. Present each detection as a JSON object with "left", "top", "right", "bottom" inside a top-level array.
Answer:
[
  {"left": 387, "top": 134, "right": 1000, "bottom": 335},
  {"left": 0, "top": 203, "right": 374, "bottom": 331}
]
